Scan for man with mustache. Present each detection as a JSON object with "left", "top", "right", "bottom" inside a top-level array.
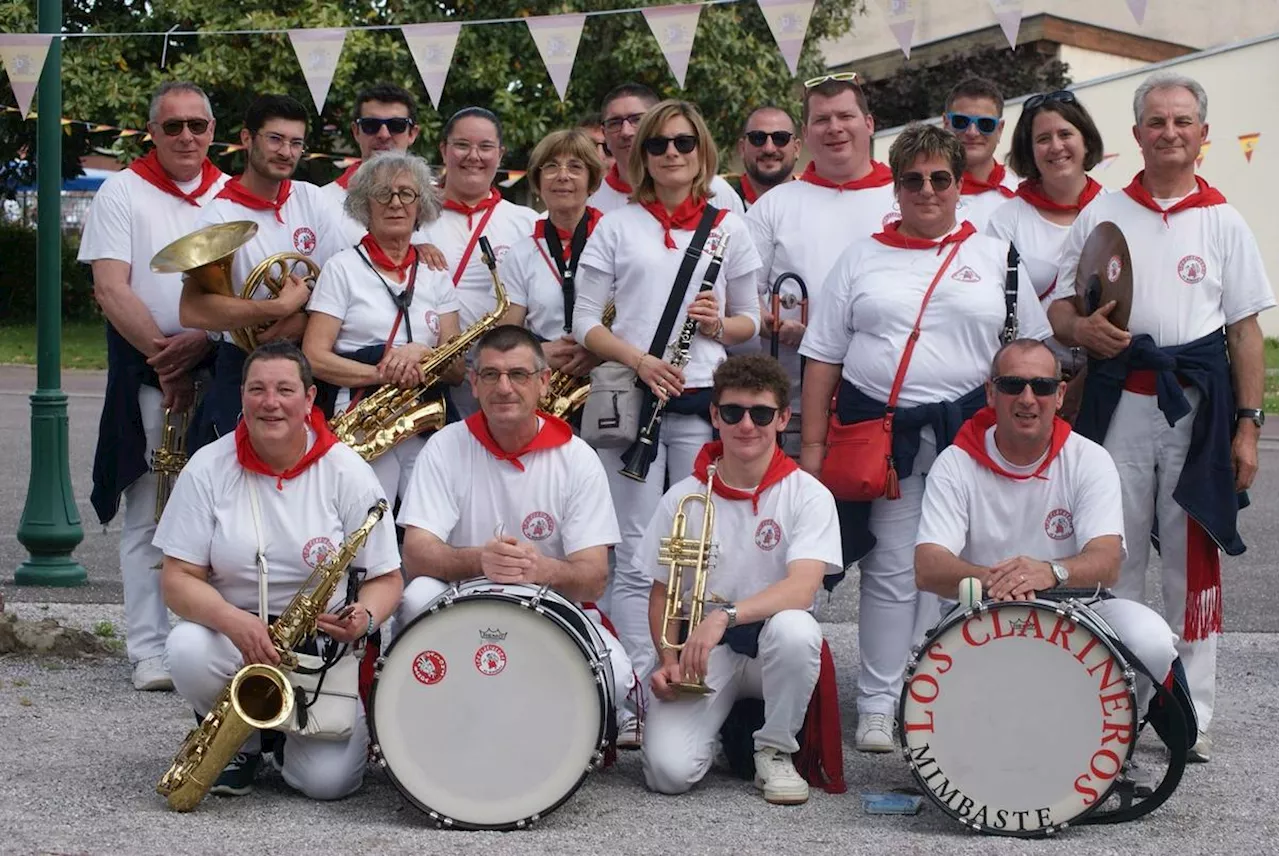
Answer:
[{"left": 731, "top": 106, "right": 800, "bottom": 208}]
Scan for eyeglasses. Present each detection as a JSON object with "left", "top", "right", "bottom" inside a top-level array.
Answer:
[
  {"left": 602, "top": 112, "right": 646, "bottom": 133},
  {"left": 157, "top": 118, "right": 210, "bottom": 137},
  {"left": 541, "top": 159, "right": 589, "bottom": 178},
  {"left": 899, "top": 170, "right": 955, "bottom": 193},
  {"left": 1024, "top": 90, "right": 1077, "bottom": 112},
  {"left": 355, "top": 117, "right": 416, "bottom": 136},
  {"left": 945, "top": 113, "right": 1000, "bottom": 135},
  {"left": 716, "top": 403, "right": 779, "bottom": 426},
  {"left": 743, "top": 130, "right": 795, "bottom": 147},
  {"left": 256, "top": 131, "right": 306, "bottom": 153},
  {"left": 992, "top": 376, "right": 1060, "bottom": 396},
  {"left": 642, "top": 134, "right": 698, "bottom": 156},
  {"left": 803, "top": 71, "right": 860, "bottom": 89},
  {"left": 476, "top": 367, "right": 540, "bottom": 386},
  {"left": 372, "top": 187, "right": 421, "bottom": 206},
  {"left": 448, "top": 140, "right": 500, "bottom": 157}
]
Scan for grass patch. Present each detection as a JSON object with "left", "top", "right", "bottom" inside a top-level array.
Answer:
[
  {"left": 1266, "top": 337, "right": 1278, "bottom": 414},
  {"left": 0, "top": 321, "right": 107, "bottom": 370},
  {"left": 92, "top": 620, "right": 117, "bottom": 639}
]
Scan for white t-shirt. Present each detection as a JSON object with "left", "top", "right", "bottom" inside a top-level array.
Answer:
[
  {"left": 916, "top": 426, "right": 1124, "bottom": 568},
  {"left": 589, "top": 173, "right": 746, "bottom": 217},
  {"left": 153, "top": 430, "right": 401, "bottom": 616},
  {"left": 957, "top": 169, "right": 1019, "bottom": 233},
  {"left": 637, "top": 468, "right": 843, "bottom": 605},
  {"left": 77, "top": 167, "right": 228, "bottom": 335},
  {"left": 799, "top": 230, "right": 1051, "bottom": 407},
  {"left": 986, "top": 195, "right": 1088, "bottom": 307},
  {"left": 398, "top": 419, "right": 620, "bottom": 559},
  {"left": 503, "top": 228, "right": 576, "bottom": 342},
  {"left": 1051, "top": 185, "right": 1275, "bottom": 346},
  {"left": 573, "top": 205, "right": 763, "bottom": 389},
  {"left": 319, "top": 179, "right": 366, "bottom": 248}
]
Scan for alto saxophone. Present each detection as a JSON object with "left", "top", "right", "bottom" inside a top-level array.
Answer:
[
  {"left": 539, "top": 302, "right": 615, "bottom": 418},
  {"left": 156, "top": 499, "right": 389, "bottom": 812},
  {"left": 152, "top": 407, "right": 191, "bottom": 523},
  {"left": 330, "top": 237, "right": 510, "bottom": 461}
]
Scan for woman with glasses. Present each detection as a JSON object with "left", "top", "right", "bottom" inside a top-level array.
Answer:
[
  {"left": 573, "top": 99, "right": 762, "bottom": 686},
  {"left": 799, "top": 123, "right": 1050, "bottom": 755},
  {"left": 303, "top": 152, "right": 463, "bottom": 506}
]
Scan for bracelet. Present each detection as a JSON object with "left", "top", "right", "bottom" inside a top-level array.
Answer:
[
  {"left": 801, "top": 442, "right": 827, "bottom": 448},
  {"left": 362, "top": 608, "right": 375, "bottom": 640},
  {"left": 634, "top": 353, "right": 647, "bottom": 373}
]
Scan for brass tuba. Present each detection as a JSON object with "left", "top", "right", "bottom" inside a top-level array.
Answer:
[
  {"left": 151, "top": 220, "right": 320, "bottom": 352},
  {"left": 152, "top": 407, "right": 191, "bottom": 523},
  {"left": 329, "top": 237, "right": 509, "bottom": 462},
  {"left": 538, "top": 302, "right": 614, "bottom": 419}
]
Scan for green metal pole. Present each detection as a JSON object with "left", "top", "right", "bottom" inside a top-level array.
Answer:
[{"left": 14, "top": 0, "right": 86, "bottom": 586}]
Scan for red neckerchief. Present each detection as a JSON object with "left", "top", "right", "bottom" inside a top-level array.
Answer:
[
  {"left": 1015, "top": 177, "right": 1103, "bottom": 213},
  {"left": 740, "top": 173, "right": 760, "bottom": 205},
  {"left": 961, "top": 162, "right": 1016, "bottom": 197},
  {"left": 128, "top": 151, "right": 222, "bottom": 206},
  {"left": 1122, "top": 171, "right": 1227, "bottom": 225},
  {"left": 798, "top": 160, "right": 893, "bottom": 191},
  {"left": 639, "top": 196, "right": 729, "bottom": 249},
  {"left": 216, "top": 175, "right": 292, "bottom": 224},
  {"left": 951, "top": 406, "right": 1071, "bottom": 481},
  {"left": 359, "top": 233, "right": 417, "bottom": 275},
  {"left": 334, "top": 160, "right": 362, "bottom": 190},
  {"left": 443, "top": 187, "right": 501, "bottom": 230},
  {"left": 872, "top": 220, "right": 977, "bottom": 254},
  {"left": 692, "top": 441, "right": 798, "bottom": 515},
  {"left": 235, "top": 406, "right": 339, "bottom": 490},
  {"left": 604, "top": 162, "right": 632, "bottom": 194},
  {"left": 532, "top": 207, "right": 604, "bottom": 260},
  {"left": 464, "top": 410, "right": 573, "bottom": 472}
]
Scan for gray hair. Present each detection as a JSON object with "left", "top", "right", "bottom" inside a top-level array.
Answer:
[
  {"left": 343, "top": 151, "right": 442, "bottom": 230},
  {"left": 990, "top": 338, "right": 1061, "bottom": 380},
  {"left": 148, "top": 82, "right": 213, "bottom": 123},
  {"left": 1132, "top": 71, "right": 1208, "bottom": 124}
]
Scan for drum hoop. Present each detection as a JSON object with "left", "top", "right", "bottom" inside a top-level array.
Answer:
[{"left": 896, "top": 598, "right": 1138, "bottom": 838}]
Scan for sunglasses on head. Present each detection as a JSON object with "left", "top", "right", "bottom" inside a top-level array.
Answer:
[
  {"left": 642, "top": 134, "right": 698, "bottom": 156},
  {"left": 899, "top": 170, "right": 955, "bottom": 193},
  {"left": 743, "top": 130, "right": 795, "bottom": 147},
  {"left": 803, "top": 71, "right": 860, "bottom": 89},
  {"left": 356, "top": 117, "right": 415, "bottom": 135},
  {"left": 946, "top": 112, "right": 1000, "bottom": 135},
  {"left": 158, "top": 118, "right": 210, "bottom": 137},
  {"left": 992, "top": 376, "right": 1060, "bottom": 396},
  {"left": 1024, "top": 90, "right": 1077, "bottom": 112},
  {"left": 716, "top": 403, "right": 779, "bottom": 426}
]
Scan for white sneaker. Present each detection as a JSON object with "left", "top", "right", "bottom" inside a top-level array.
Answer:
[
  {"left": 1188, "top": 731, "right": 1211, "bottom": 763},
  {"left": 753, "top": 747, "right": 810, "bottom": 805},
  {"left": 616, "top": 715, "right": 643, "bottom": 750},
  {"left": 855, "top": 712, "right": 895, "bottom": 753},
  {"left": 132, "top": 655, "right": 174, "bottom": 691}
]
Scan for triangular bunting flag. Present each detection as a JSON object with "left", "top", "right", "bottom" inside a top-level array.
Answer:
[
  {"left": 402, "top": 23, "right": 461, "bottom": 110},
  {"left": 526, "top": 13, "right": 586, "bottom": 101},
  {"left": 988, "top": 0, "right": 1023, "bottom": 50},
  {"left": 756, "top": 0, "right": 815, "bottom": 77},
  {"left": 1196, "top": 140, "right": 1210, "bottom": 168},
  {"left": 288, "top": 28, "right": 347, "bottom": 113},
  {"left": 1126, "top": 0, "right": 1147, "bottom": 25},
  {"left": 880, "top": 0, "right": 916, "bottom": 59},
  {"left": 0, "top": 34, "right": 54, "bottom": 118},
  {"left": 1238, "top": 132, "right": 1260, "bottom": 163},
  {"left": 643, "top": 4, "right": 703, "bottom": 89}
]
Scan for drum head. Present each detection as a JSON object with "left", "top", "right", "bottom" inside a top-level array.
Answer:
[
  {"left": 1073, "top": 221, "right": 1133, "bottom": 331},
  {"left": 371, "top": 592, "right": 608, "bottom": 829},
  {"left": 899, "top": 601, "right": 1137, "bottom": 836}
]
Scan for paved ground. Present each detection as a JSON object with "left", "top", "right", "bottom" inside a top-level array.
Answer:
[{"left": 0, "top": 365, "right": 1276, "bottom": 856}]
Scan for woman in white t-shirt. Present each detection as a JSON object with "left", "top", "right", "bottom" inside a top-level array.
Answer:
[
  {"left": 303, "top": 152, "right": 463, "bottom": 505},
  {"left": 573, "top": 99, "right": 762, "bottom": 682}
]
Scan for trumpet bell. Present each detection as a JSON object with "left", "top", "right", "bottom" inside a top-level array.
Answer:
[{"left": 151, "top": 220, "right": 259, "bottom": 282}]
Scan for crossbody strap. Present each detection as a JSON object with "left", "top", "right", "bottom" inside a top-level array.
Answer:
[
  {"left": 646, "top": 204, "right": 720, "bottom": 361},
  {"left": 451, "top": 203, "right": 499, "bottom": 288},
  {"left": 884, "top": 240, "right": 964, "bottom": 411}
]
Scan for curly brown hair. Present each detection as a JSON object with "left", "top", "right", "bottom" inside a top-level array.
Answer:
[{"left": 712, "top": 354, "right": 791, "bottom": 410}]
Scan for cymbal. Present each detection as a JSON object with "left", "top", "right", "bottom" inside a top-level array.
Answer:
[
  {"left": 151, "top": 221, "right": 259, "bottom": 274},
  {"left": 1074, "top": 220, "right": 1132, "bottom": 332}
]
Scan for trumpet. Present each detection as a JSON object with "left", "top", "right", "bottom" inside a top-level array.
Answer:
[{"left": 152, "top": 407, "right": 191, "bottom": 523}]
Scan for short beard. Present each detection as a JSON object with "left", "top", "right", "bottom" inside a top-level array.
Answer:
[{"left": 745, "top": 160, "right": 793, "bottom": 189}]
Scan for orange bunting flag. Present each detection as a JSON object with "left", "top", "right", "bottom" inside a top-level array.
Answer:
[{"left": 1238, "top": 132, "right": 1260, "bottom": 163}]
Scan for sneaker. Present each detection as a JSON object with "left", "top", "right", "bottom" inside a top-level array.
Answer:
[
  {"left": 209, "top": 752, "right": 261, "bottom": 797},
  {"left": 132, "top": 656, "right": 174, "bottom": 692},
  {"left": 1188, "top": 732, "right": 1211, "bottom": 763},
  {"left": 616, "top": 715, "right": 643, "bottom": 750},
  {"left": 753, "top": 747, "right": 810, "bottom": 805},
  {"left": 855, "top": 712, "right": 895, "bottom": 753}
]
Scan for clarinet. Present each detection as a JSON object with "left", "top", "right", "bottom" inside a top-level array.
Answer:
[
  {"left": 620, "top": 234, "right": 730, "bottom": 483},
  {"left": 1000, "top": 242, "right": 1019, "bottom": 345}
]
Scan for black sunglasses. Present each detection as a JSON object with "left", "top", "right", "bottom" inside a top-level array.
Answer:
[
  {"left": 158, "top": 118, "right": 210, "bottom": 136},
  {"left": 642, "top": 134, "right": 698, "bottom": 156},
  {"left": 1024, "top": 90, "right": 1077, "bottom": 112},
  {"left": 743, "top": 130, "right": 795, "bottom": 147},
  {"left": 992, "top": 376, "right": 1060, "bottom": 397},
  {"left": 945, "top": 112, "right": 1000, "bottom": 135},
  {"left": 717, "top": 403, "right": 779, "bottom": 426},
  {"left": 355, "top": 117, "right": 416, "bottom": 135},
  {"left": 899, "top": 170, "right": 955, "bottom": 193}
]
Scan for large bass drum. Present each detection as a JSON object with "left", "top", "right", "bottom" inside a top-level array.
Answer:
[
  {"left": 898, "top": 598, "right": 1138, "bottom": 837},
  {"left": 370, "top": 581, "right": 615, "bottom": 829}
]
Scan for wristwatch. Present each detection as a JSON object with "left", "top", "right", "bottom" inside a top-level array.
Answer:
[
  {"left": 1049, "top": 562, "right": 1070, "bottom": 588},
  {"left": 721, "top": 604, "right": 738, "bottom": 628},
  {"left": 1237, "top": 408, "right": 1266, "bottom": 429}
]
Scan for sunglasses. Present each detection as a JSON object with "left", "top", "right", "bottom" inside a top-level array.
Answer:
[
  {"left": 1024, "top": 90, "right": 1077, "bottom": 112},
  {"left": 803, "top": 71, "right": 860, "bottom": 89},
  {"left": 946, "top": 112, "right": 1000, "bottom": 135},
  {"left": 355, "top": 117, "right": 416, "bottom": 135},
  {"left": 158, "top": 118, "right": 210, "bottom": 136},
  {"left": 899, "top": 170, "right": 955, "bottom": 193},
  {"left": 642, "top": 134, "right": 698, "bottom": 156},
  {"left": 716, "top": 403, "right": 779, "bottom": 427},
  {"left": 743, "top": 130, "right": 795, "bottom": 147},
  {"left": 992, "top": 376, "right": 1060, "bottom": 396}
]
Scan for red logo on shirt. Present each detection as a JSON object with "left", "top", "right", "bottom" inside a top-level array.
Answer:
[
  {"left": 301, "top": 536, "right": 336, "bottom": 568},
  {"left": 1177, "top": 255, "right": 1206, "bottom": 284},
  {"left": 492, "top": 243, "right": 513, "bottom": 263},
  {"left": 412, "top": 650, "right": 447, "bottom": 686},
  {"left": 521, "top": 511, "right": 556, "bottom": 541},
  {"left": 474, "top": 644, "right": 507, "bottom": 676},
  {"left": 1106, "top": 254, "right": 1123, "bottom": 283},
  {"left": 1044, "top": 509, "right": 1075, "bottom": 541},
  {"left": 951, "top": 265, "right": 981, "bottom": 283},
  {"left": 423, "top": 310, "right": 441, "bottom": 338},
  {"left": 293, "top": 226, "right": 317, "bottom": 255},
  {"left": 882, "top": 212, "right": 901, "bottom": 227},
  {"left": 754, "top": 519, "right": 782, "bottom": 551}
]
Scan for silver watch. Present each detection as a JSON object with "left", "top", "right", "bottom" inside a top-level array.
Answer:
[
  {"left": 722, "top": 604, "right": 738, "bottom": 628},
  {"left": 1049, "top": 562, "right": 1069, "bottom": 588}
]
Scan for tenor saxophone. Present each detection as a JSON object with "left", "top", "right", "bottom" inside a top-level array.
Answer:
[
  {"left": 156, "top": 499, "right": 389, "bottom": 812},
  {"left": 330, "top": 237, "right": 510, "bottom": 461},
  {"left": 539, "top": 302, "right": 615, "bottom": 418}
]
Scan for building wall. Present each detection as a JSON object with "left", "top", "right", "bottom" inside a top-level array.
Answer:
[{"left": 1058, "top": 44, "right": 1153, "bottom": 80}]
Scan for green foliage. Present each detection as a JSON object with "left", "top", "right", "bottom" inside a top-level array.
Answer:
[
  {"left": 0, "top": 222, "right": 98, "bottom": 322},
  {"left": 92, "top": 620, "right": 117, "bottom": 638}
]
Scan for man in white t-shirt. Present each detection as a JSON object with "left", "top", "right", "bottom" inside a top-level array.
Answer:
[
  {"left": 78, "top": 81, "right": 228, "bottom": 691},
  {"left": 639, "top": 355, "right": 841, "bottom": 805},
  {"left": 942, "top": 77, "right": 1018, "bottom": 232}
]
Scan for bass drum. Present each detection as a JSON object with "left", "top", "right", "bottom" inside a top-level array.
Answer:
[
  {"left": 370, "top": 581, "right": 614, "bottom": 829},
  {"left": 898, "top": 599, "right": 1137, "bottom": 837}
]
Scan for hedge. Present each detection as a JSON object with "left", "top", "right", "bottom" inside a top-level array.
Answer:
[{"left": 0, "top": 222, "right": 100, "bottom": 323}]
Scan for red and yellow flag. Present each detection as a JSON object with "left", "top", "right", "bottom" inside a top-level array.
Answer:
[{"left": 1238, "top": 132, "right": 1260, "bottom": 163}]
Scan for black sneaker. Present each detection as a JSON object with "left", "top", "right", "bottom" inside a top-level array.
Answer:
[{"left": 210, "top": 752, "right": 261, "bottom": 796}]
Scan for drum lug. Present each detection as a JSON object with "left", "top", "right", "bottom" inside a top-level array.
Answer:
[
  {"left": 369, "top": 743, "right": 387, "bottom": 768},
  {"left": 373, "top": 655, "right": 386, "bottom": 675}
]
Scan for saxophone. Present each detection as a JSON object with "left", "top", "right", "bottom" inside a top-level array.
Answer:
[
  {"left": 539, "top": 302, "right": 615, "bottom": 419},
  {"left": 156, "top": 499, "right": 389, "bottom": 812},
  {"left": 152, "top": 407, "right": 191, "bottom": 523},
  {"left": 330, "top": 237, "right": 509, "bottom": 462}
]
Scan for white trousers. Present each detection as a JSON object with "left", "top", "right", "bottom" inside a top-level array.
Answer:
[
  {"left": 122, "top": 384, "right": 172, "bottom": 664},
  {"left": 368, "top": 433, "right": 424, "bottom": 507},
  {"left": 642, "top": 610, "right": 822, "bottom": 795},
  {"left": 596, "top": 411, "right": 711, "bottom": 683},
  {"left": 1104, "top": 387, "right": 1217, "bottom": 730},
  {"left": 1090, "top": 597, "right": 1179, "bottom": 715},
  {"left": 164, "top": 621, "right": 369, "bottom": 800}
]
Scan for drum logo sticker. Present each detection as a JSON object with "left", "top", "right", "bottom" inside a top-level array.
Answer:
[
  {"left": 293, "top": 226, "right": 317, "bottom": 255},
  {"left": 754, "top": 519, "right": 782, "bottom": 551},
  {"left": 479, "top": 627, "right": 507, "bottom": 641},
  {"left": 521, "top": 511, "right": 556, "bottom": 541},
  {"left": 412, "top": 650, "right": 447, "bottom": 686},
  {"left": 1044, "top": 508, "right": 1075, "bottom": 541},
  {"left": 301, "top": 536, "right": 336, "bottom": 568},
  {"left": 1106, "top": 255, "right": 1122, "bottom": 283},
  {"left": 950, "top": 265, "right": 981, "bottom": 283},
  {"left": 475, "top": 644, "right": 507, "bottom": 676},
  {"left": 1177, "top": 254, "right": 1206, "bottom": 284}
]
